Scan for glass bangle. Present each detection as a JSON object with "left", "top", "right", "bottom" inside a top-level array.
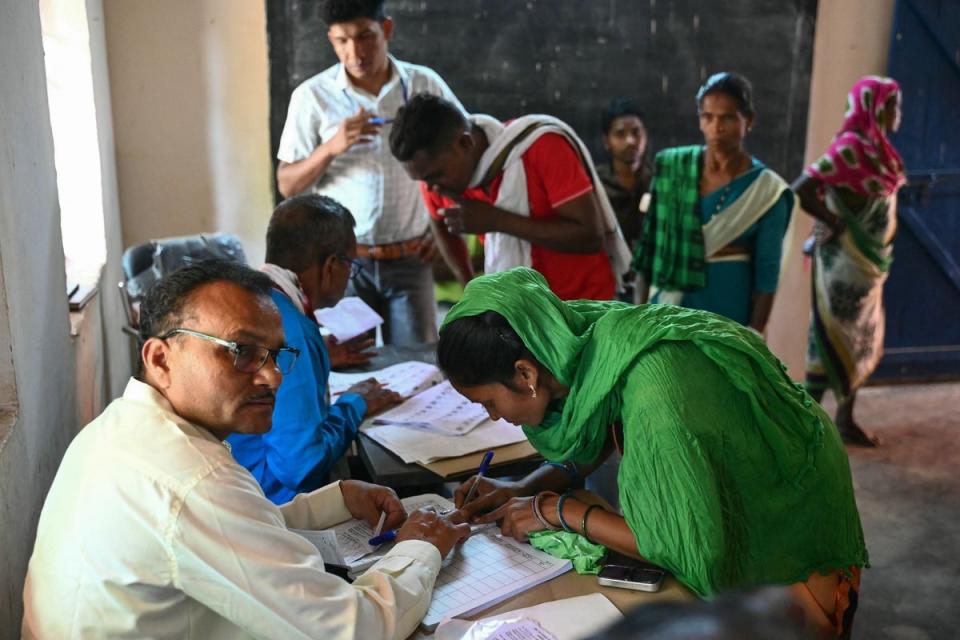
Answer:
[
  {"left": 556, "top": 492, "right": 575, "bottom": 533},
  {"left": 581, "top": 504, "right": 603, "bottom": 543}
]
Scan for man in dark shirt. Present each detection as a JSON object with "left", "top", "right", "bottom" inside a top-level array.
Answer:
[{"left": 596, "top": 98, "right": 652, "bottom": 253}]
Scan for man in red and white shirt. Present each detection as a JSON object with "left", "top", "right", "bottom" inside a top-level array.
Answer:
[{"left": 388, "top": 95, "right": 630, "bottom": 301}]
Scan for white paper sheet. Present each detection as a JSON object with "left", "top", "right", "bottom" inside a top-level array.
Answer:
[
  {"left": 294, "top": 494, "right": 453, "bottom": 574},
  {"left": 362, "top": 418, "right": 526, "bottom": 464},
  {"left": 314, "top": 296, "right": 383, "bottom": 342},
  {"left": 373, "top": 380, "right": 488, "bottom": 436},
  {"left": 434, "top": 594, "right": 622, "bottom": 640},
  {"left": 422, "top": 530, "right": 572, "bottom": 629},
  {"left": 328, "top": 360, "right": 443, "bottom": 399},
  {"left": 288, "top": 528, "right": 344, "bottom": 566}
]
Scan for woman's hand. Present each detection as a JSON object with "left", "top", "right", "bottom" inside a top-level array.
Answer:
[
  {"left": 472, "top": 496, "right": 548, "bottom": 541},
  {"left": 454, "top": 475, "right": 526, "bottom": 517}
]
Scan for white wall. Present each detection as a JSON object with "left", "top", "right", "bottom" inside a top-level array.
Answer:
[
  {"left": 0, "top": 0, "right": 78, "bottom": 633},
  {"left": 86, "top": 0, "right": 135, "bottom": 399},
  {"left": 103, "top": 0, "right": 274, "bottom": 265},
  {"left": 767, "top": 0, "right": 896, "bottom": 377}
]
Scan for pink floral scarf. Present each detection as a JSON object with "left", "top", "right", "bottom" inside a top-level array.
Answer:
[{"left": 806, "top": 76, "right": 906, "bottom": 197}]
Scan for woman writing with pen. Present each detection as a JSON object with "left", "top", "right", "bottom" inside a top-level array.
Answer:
[{"left": 439, "top": 267, "right": 867, "bottom": 638}]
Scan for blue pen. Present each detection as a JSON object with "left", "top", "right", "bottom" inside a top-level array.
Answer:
[
  {"left": 368, "top": 116, "right": 393, "bottom": 125},
  {"left": 367, "top": 529, "right": 398, "bottom": 546},
  {"left": 462, "top": 450, "right": 495, "bottom": 506}
]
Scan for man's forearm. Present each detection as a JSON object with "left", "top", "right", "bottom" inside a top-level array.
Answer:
[
  {"left": 430, "top": 218, "right": 474, "bottom": 286},
  {"left": 489, "top": 206, "right": 602, "bottom": 253},
  {"left": 277, "top": 143, "right": 337, "bottom": 197}
]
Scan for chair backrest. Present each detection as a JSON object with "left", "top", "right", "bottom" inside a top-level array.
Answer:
[{"left": 119, "top": 232, "right": 248, "bottom": 330}]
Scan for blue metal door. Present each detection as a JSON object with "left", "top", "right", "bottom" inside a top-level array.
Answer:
[{"left": 875, "top": 0, "right": 960, "bottom": 381}]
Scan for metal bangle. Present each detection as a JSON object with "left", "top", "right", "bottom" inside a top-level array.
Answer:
[
  {"left": 532, "top": 492, "right": 561, "bottom": 531},
  {"left": 556, "top": 492, "right": 575, "bottom": 533},
  {"left": 581, "top": 504, "right": 603, "bottom": 543}
]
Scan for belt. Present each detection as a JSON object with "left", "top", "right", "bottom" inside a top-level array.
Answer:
[
  {"left": 711, "top": 244, "right": 751, "bottom": 258},
  {"left": 356, "top": 238, "right": 422, "bottom": 260}
]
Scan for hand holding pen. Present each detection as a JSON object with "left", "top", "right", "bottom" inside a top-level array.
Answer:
[
  {"left": 327, "top": 108, "right": 381, "bottom": 156},
  {"left": 462, "top": 451, "right": 495, "bottom": 506},
  {"left": 371, "top": 507, "right": 470, "bottom": 559}
]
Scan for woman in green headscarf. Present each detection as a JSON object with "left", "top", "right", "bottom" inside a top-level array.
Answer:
[{"left": 441, "top": 267, "right": 867, "bottom": 637}]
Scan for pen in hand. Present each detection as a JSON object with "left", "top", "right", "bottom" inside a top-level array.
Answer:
[
  {"left": 367, "top": 529, "right": 398, "bottom": 546},
  {"left": 461, "top": 450, "right": 495, "bottom": 507}
]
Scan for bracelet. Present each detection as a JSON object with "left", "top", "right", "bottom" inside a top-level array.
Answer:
[
  {"left": 532, "top": 492, "right": 561, "bottom": 531},
  {"left": 556, "top": 492, "right": 575, "bottom": 533},
  {"left": 581, "top": 504, "right": 603, "bottom": 543}
]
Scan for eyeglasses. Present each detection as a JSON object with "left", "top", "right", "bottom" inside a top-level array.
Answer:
[
  {"left": 338, "top": 254, "right": 364, "bottom": 278},
  {"left": 160, "top": 328, "right": 300, "bottom": 375}
]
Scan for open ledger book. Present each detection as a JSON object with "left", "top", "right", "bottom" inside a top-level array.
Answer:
[
  {"left": 291, "top": 494, "right": 572, "bottom": 630},
  {"left": 329, "top": 362, "right": 528, "bottom": 463}
]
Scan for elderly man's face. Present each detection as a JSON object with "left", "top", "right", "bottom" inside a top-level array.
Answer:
[{"left": 158, "top": 281, "right": 285, "bottom": 439}]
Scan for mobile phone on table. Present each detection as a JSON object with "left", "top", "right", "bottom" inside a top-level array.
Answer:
[
  {"left": 597, "top": 563, "right": 666, "bottom": 592},
  {"left": 597, "top": 551, "right": 666, "bottom": 592}
]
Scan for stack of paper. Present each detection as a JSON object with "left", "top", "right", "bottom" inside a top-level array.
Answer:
[
  {"left": 328, "top": 360, "right": 444, "bottom": 399},
  {"left": 372, "top": 381, "right": 489, "bottom": 436},
  {"left": 363, "top": 417, "right": 527, "bottom": 464},
  {"left": 329, "top": 360, "right": 528, "bottom": 464}
]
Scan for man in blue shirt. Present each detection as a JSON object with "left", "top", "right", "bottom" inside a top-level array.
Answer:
[{"left": 228, "top": 195, "right": 401, "bottom": 504}]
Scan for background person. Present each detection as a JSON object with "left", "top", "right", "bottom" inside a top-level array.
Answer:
[
  {"left": 276, "top": 0, "right": 466, "bottom": 345},
  {"left": 229, "top": 195, "right": 401, "bottom": 505},
  {"left": 389, "top": 93, "right": 631, "bottom": 301},
  {"left": 634, "top": 72, "right": 792, "bottom": 334},
  {"left": 597, "top": 97, "right": 652, "bottom": 254},
  {"left": 793, "top": 76, "right": 906, "bottom": 447}
]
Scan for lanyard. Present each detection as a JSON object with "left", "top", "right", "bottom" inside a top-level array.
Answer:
[{"left": 340, "top": 65, "right": 408, "bottom": 113}]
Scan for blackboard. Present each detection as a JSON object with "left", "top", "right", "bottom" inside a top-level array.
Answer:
[{"left": 267, "top": 0, "right": 817, "bottom": 198}]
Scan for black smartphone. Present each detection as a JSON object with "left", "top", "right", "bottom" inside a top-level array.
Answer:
[
  {"left": 597, "top": 551, "right": 667, "bottom": 592},
  {"left": 597, "top": 563, "right": 666, "bottom": 592}
]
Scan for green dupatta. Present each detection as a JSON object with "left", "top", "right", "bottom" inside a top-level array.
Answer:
[
  {"left": 441, "top": 268, "right": 868, "bottom": 596},
  {"left": 633, "top": 145, "right": 706, "bottom": 291}
]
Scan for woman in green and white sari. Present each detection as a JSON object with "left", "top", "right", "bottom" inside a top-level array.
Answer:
[{"left": 794, "top": 76, "right": 906, "bottom": 447}]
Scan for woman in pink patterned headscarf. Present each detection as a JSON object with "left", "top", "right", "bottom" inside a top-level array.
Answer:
[{"left": 793, "top": 76, "right": 906, "bottom": 447}]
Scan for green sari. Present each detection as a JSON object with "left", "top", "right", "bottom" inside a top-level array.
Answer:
[{"left": 442, "top": 268, "right": 867, "bottom": 597}]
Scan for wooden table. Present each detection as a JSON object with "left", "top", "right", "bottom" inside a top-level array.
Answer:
[
  {"left": 349, "top": 344, "right": 543, "bottom": 490},
  {"left": 410, "top": 572, "right": 694, "bottom": 639}
]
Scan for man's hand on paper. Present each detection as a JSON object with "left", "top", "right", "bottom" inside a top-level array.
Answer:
[
  {"left": 455, "top": 475, "right": 524, "bottom": 517},
  {"left": 395, "top": 507, "right": 471, "bottom": 557},
  {"left": 325, "top": 334, "right": 376, "bottom": 369},
  {"left": 340, "top": 480, "right": 407, "bottom": 531},
  {"left": 471, "top": 497, "right": 547, "bottom": 542},
  {"left": 346, "top": 378, "right": 402, "bottom": 415}
]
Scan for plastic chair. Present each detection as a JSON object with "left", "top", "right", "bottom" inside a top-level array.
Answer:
[{"left": 119, "top": 232, "right": 247, "bottom": 335}]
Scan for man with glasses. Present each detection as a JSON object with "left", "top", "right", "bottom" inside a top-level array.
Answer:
[
  {"left": 23, "top": 259, "right": 469, "bottom": 638},
  {"left": 229, "top": 194, "right": 401, "bottom": 505},
  {"left": 276, "top": 0, "right": 466, "bottom": 346}
]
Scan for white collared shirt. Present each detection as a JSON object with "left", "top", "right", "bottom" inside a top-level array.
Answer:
[
  {"left": 22, "top": 378, "right": 441, "bottom": 640},
  {"left": 277, "top": 56, "right": 465, "bottom": 245}
]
